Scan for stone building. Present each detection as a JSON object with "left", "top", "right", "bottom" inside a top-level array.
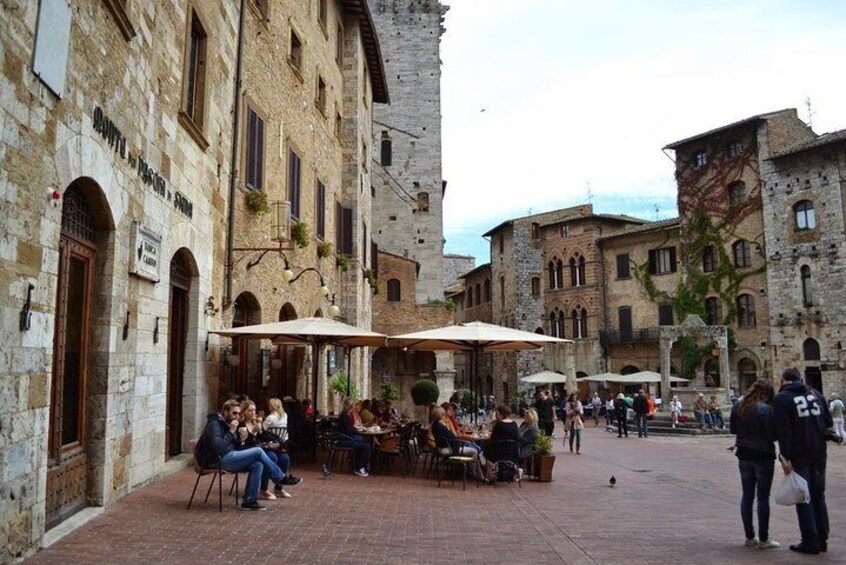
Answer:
[
  {"left": 224, "top": 0, "right": 388, "bottom": 413},
  {"left": 367, "top": 0, "right": 448, "bottom": 304},
  {"left": 443, "top": 252, "right": 475, "bottom": 288},
  {"left": 761, "top": 128, "right": 846, "bottom": 394},
  {"left": 0, "top": 0, "right": 236, "bottom": 556},
  {"left": 451, "top": 263, "right": 493, "bottom": 394}
]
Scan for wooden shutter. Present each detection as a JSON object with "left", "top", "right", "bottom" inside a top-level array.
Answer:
[
  {"left": 341, "top": 206, "right": 353, "bottom": 255},
  {"left": 616, "top": 254, "right": 629, "bottom": 278},
  {"left": 618, "top": 307, "right": 632, "bottom": 340},
  {"left": 335, "top": 202, "right": 343, "bottom": 250},
  {"left": 316, "top": 182, "right": 325, "bottom": 239},
  {"left": 668, "top": 247, "right": 677, "bottom": 272},
  {"left": 362, "top": 223, "right": 367, "bottom": 266},
  {"left": 288, "top": 150, "right": 301, "bottom": 218},
  {"left": 381, "top": 138, "right": 392, "bottom": 166},
  {"left": 246, "top": 108, "right": 257, "bottom": 190},
  {"left": 648, "top": 249, "right": 657, "bottom": 274},
  {"left": 371, "top": 241, "right": 378, "bottom": 275}
]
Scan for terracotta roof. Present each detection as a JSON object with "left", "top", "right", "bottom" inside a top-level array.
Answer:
[
  {"left": 341, "top": 1, "right": 389, "bottom": 104},
  {"left": 597, "top": 217, "right": 680, "bottom": 242},
  {"left": 771, "top": 128, "right": 846, "bottom": 159},
  {"left": 663, "top": 109, "right": 796, "bottom": 150},
  {"left": 482, "top": 205, "right": 595, "bottom": 237}
]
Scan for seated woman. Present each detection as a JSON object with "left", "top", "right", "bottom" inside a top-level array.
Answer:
[
  {"left": 360, "top": 399, "right": 376, "bottom": 425},
  {"left": 351, "top": 401, "right": 364, "bottom": 427},
  {"left": 263, "top": 397, "right": 288, "bottom": 436},
  {"left": 489, "top": 404, "right": 520, "bottom": 479},
  {"left": 238, "top": 400, "right": 300, "bottom": 499},
  {"left": 380, "top": 401, "right": 396, "bottom": 423},
  {"left": 518, "top": 408, "right": 539, "bottom": 465},
  {"left": 708, "top": 394, "right": 725, "bottom": 429},
  {"left": 430, "top": 405, "right": 486, "bottom": 481},
  {"left": 338, "top": 398, "right": 372, "bottom": 477}
]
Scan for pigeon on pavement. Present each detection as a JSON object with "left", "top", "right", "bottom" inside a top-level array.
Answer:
[
  {"left": 609, "top": 475, "right": 616, "bottom": 487},
  {"left": 321, "top": 464, "right": 332, "bottom": 478}
]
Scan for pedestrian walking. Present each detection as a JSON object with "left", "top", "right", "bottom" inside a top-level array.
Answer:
[
  {"left": 568, "top": 396, "right": 584, "bottom": 454},
  {"left": 730, "top": 378, "right": 779, "bottom": 549},
  {"left": 605, "top": 394, "right": 615, "bottom": 427},
  {"left": 614, "top": 393, "right": 628, "bottom": 438},
  {"left": 829, "top": 392, "right": 844, "bottom": 441},
  {"left": 590, "top": 392, "right": 602, "bottom": 426},
  {"left": 773, "top": 368, "right": 832, "bottom": 554},
  {"left": 633, "top": 389, "right": 649, "bottom": 438}
]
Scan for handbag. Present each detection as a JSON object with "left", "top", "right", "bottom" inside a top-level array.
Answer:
[{"left": 774, "top": 470, "right": 810, "bottom": 505}]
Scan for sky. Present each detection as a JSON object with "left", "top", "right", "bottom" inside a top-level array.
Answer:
[{"left": 440, "top": 0, "right": 846, "bottom": 264}]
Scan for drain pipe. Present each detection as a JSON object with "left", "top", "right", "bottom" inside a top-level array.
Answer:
[{"left": 224, "top": 0, "right": 247, "bottom": 309}]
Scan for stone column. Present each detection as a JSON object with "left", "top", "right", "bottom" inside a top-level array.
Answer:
[
  {"left": 660, "top": 337, "right": 675, "bottom": 404},
  {"left": 564, "top": 342, "right": 577, "bottom": 393},
  {"left": 716, "top": 332, "right": 731, "bottom": 404}
]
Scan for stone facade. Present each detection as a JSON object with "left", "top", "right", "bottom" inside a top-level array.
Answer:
[
  {"left": 226, "top": 0, "right": 387, "bottom": 411},
  {"left": 762, "top": 129, "right": 846, "bottom": 394},
  {"left": 368, "top": 0, "right": 448, "bottom": 303},
  {"left": 0, "top": 0, "right": 236, "bottom": 557},
  {"left": 443, "top": 253, "right": 474, "bottom": 288}
]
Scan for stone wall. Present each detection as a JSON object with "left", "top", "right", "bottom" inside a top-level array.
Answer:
[
  {"left": 444, "top": 253, "right": 475, "bottom": 287},
  {"left": 368, "top": 0, "right": 448, "bottom": 303}
]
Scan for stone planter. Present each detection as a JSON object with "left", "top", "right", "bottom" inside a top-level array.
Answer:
[{"left": 534, "top": 454, "right": 556, "bottom": 482}]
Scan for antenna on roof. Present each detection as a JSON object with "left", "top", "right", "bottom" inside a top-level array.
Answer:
[
  {"left": 654, "top": 203, "right": 660, "bottom": 220},
  {"left": 805, "top": 95, "right": 815, "bottom": 130}
]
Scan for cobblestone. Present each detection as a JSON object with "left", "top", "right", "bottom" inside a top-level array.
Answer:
[{"left": 29, "top": 423, "right": 846, "bottom": 564}]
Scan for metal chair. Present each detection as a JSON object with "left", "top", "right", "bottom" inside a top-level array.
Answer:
[
  {"left": 325, "top": 419, "right": 357, "bottom": 473},
  {"left": 187, "top": 439, "right": 240, "bottom": 511},
  {"left": 435, "top": 437, "right": 477, "bottom": 491},
  {"left": 486, "top": 439, "right": 521, "bottom": 488}
]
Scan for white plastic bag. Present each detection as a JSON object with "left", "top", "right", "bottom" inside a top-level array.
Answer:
[{"left": 775, "top": 471, "right": 810, "bottom": 505}]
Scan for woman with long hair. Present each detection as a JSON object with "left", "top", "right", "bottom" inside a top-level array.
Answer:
[{"left": 729, "top": 379, "right": 779, "bottom": 549}]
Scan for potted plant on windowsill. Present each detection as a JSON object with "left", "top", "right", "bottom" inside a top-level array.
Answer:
[
  {"left": 364, "top": 268, "right": 378, "bottom": 293},
  {"left": 336, "top": 252, "right": 351, "bottom": 271},
  {"left": 533, "top": 430, "right": 556, "bottom": 482},
  {"left": 245, "top": 190, "right": 269, "bottom": 215},
  {"left": 317, "top": 241, "right": 333, "bottom": 259},
  {"left": 291, "top": 221, "right": 309, "bottom": 248}
]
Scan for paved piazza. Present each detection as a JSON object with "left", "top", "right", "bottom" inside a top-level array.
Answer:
[{"left": 29, "top": 424, "right": 845, "bottom": 564}]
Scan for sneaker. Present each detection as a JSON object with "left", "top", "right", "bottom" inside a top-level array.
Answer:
[
  {"left": 745, "top": 538, "right": 759, "bottom": 547},
  {"left": 354, "top": 468, "right": 370, "bottom": 477},
  {"left": 789, "top": 543, "right": 820, "bottom": 555},
  {"left": 277, "top": 488, "right": 292, "bottom": 499},
  {"left": 259, "top": 490, "right": 277, "bottom": 500},
  {"left": 757, "top": 539, "right": 780, "bottom": 549},
  {"left": 282, "top": 475, "right": 303, "bottom": 486},
  {"left": 240, "top": 501, "right": 267, "bottom": 511}
]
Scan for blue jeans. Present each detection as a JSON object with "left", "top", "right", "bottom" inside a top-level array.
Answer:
[
  {"left": 337, "top": 436, "right": 371, "bottom": 471},
  {"left": 605, "top": 408, "right": 613, "bottom": 426},
  {"left": 264, "top": 451, "right": 291, "bottom": 490},
  {"left": 696, "top": 411, "right": 713, "bottom": 427},
  {"left": 636, "top": 414, "right": 649, "bottom": 437},
  {"left": 739, "top": 458, "right": 775, "bottom": 541},
  {"left": 792, "top": 458, "right": 828, "bottom": 549},
  {"left": 220, "top": 447, "right": 284, "bottom": 504},
  {"left": 710, "top": 411, "right": 725, "bottom": 428},
  {"left": 569, "top": 428, "right": 582, "bottom": 451}
]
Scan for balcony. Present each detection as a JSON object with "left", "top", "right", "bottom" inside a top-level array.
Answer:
[{"left": 599, "top": 327, "right": 662, "bottom": 346}]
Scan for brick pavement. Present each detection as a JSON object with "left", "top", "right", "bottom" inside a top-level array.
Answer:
[{"left": 28, "top": 424, "right": 846, "bottom": 564}]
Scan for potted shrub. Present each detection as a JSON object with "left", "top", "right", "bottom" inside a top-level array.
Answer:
[
  {"left": 317, "top": 240, "right": 333, "bottom": 259},
  {"left": 379, "top": 381, "right": 399, "bottom": 403},
  {"left": 328, "top": 370, "right": 358, "bottom": 414},
  {"left": 336, "top": 252, "right": 351, "bottom": 271},
  {"left": 291, "top": 221, "right": 310, "bottom": 248},
  {"left": 410, "top": 378, "right": 440, "bottom": 422},
  {"left": 533, "top": 430, "right": 556, "bottom": 482},
  {"left": 364, "top": 268, "right": 378, "bottom": 293},
  {"left": 245, "top": 190, "right": 269, "bottom": 215}
]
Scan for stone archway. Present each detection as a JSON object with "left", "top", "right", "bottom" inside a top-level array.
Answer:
[{"left": 659, "top": 315, "right": 729, "bottom": 404}]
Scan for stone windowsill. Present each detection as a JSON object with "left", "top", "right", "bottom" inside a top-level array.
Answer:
[{"left": 178, "top": 111, "right": 209, "bottom": 151}]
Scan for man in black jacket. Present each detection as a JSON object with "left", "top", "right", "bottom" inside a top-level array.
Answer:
[
  {"left": 633, "top": 390, "right": 649, "bottom": 438},
  {"left": 773, "top": 368, "right": 832, "bottom": 554},
  {"left": 195, "top": 399, "right": 286, "bottom": 511}
]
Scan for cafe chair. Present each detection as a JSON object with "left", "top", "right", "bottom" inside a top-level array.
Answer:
[
  {"left": 436, "top": 438, "right": 476, "bottom": 491},
  {"left": 374, "top": 425, "right": 415, "bottom": 477},
  {"left": 486, "top": 439, "right": 521, "bottom": 488},
  {"left": 187, "top": 439, "right": 240, "bottom": 512},
  {"left": 327, "top": 427, "right": 357, "bottom": 474}
]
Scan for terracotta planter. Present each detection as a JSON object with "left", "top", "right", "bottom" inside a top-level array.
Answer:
[{"left": 535, "top": 454, "right": 556, "bottom": 482}]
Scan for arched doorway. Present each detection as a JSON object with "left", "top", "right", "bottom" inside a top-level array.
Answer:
[
  {"left": 738, "top": 358, "right": 757, "bottom": 393},
  {"left": 620, "top": 365, "right": 640, "bottom": 375},
  {"left": 232, "top": 293, "right": 261, "bottom": 397},
  {"left": 276, "top": 303, "right": 301, "bottom": 399},
  {"left": 803, "top": 338, "right": 822, "bottom": 393},
  {"left": 166, "top": 249, "right": 196, "bottom": 457},
  {"left": 47, "top": 180, "right": 112, "bottom": 529}
]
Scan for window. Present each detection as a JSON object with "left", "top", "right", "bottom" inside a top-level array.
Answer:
[
  {"left": 560, "top": 225, "right": 569, "bottom": 237},
  {"left": 362, "top": 222, "right": 367, "bottom": 266},
  {"left": 474, "top": 284, "right": 481, "bottom": 306},
  {"left": 288, "top": 149, "right": 301, "bottom": 219},
  {"left": 728, "top": 181, "right": 746, "bottom": 206},
  {"left": 618, "top": 307, "right": 633, "bottom": 341},
  {"left": 548, "top": 261, "right": 556, "bottom": 289},
  {"left": 380, "top": 132, "right": 392, "bottom": 166},
  {"left": 466, "top": 290, "right": 473, "bottom": 308},
  {"left": 801, "top": 265, "right": 813, "bottom": 306},
  {"left": 555, "top": 260, "right": 564, "bottom": 288},
  {"left": 694, "top": 150, "right": 708, "bottom": 168},
  {"left": 387, "top": 279, "right": 401, "bottom": 302},
  {"left": 317, "top": 0, "right": 328, "bottom": 30},
  {"left": 737, "top": 294, "right": 756, "bottom": 327},
  {"left": 499, "top": 234, "right": 504, "bottom": 254},
  {"left": 578, "top": 256, "right": 586, "bottom": 286},
  {"left": 315, "top": 181, "right": 326, "bottom": 239},
  {"left": 335, "top": 111, "right": 343, "bottom": 138},
  {"left": 571, "top": 308, "right": 587, "bottom": 338},
  {"left": 531, "top": 223, "right": 540, "bottom": 240},
  {"left": 549, "top": 312, "right": 559, "bottom": 337},
  {"left": 531, "top": 277, "right": 540, "bottom": 297},
  {"left": 183, "top": 10, "right": 208, "bottom": 128},
  {"left": 733, "top": 240, "right": 751, "bottom": 268},
  {"left": 616, "top": 254, "right": 630, "bottom": 279},
  {"left": 794, "top": 200, "right": 816, "bottom": 230},
  {"left": 289, "top": 29, "right": 303, "bottom": 72},
  {"left": 705, "top": 297, "right": 722, "bottom": 325},
  {"left": 316, "top": 76, "right": 326, "bottom": 115},
  {"left": 803, "top": 338, "right": 820, "bottom": 361},
  {"left": 727, "top": 140, "right": 743, "bottom": 158},
  {"left": 417, "top": 192, "right": 429, "bottom": 213},
  {"left": 702, "top": 245, "right": 718, "bottom": 272},
  {"left": 648, "top": 247, "right": 677, "bottom": 274},
  {"left": 484, "top": 279, "right": 491, "bottom": 302},
  {"left": 658, "top": 304, "right": 674, "bottom": 326},
  {"left": 245, "top": 106, "right": 264, "bottom": 191},
  {"left": 33, "top": 0, "right": 71, "bottom": 96},
  {"left": 500, "top": 276, "right": 505, "bottom": 307}
]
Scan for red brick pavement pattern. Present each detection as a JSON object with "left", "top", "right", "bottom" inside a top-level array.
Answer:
[{"left": 29, "top": 424, "right": 846, "bottom": 564}]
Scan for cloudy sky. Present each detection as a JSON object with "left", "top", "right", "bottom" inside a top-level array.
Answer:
[{"left": 440, "top": 0, "right": 846, "bottom": 263}]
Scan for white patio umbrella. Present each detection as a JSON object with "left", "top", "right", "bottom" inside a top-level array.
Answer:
[
  {"left": 389, "top": 321, "right": 570, "bottom": 420},
  {"left": 576, "top": 372, "right": 624, "bottom": 383},
  {"left": 520, "top": 371, "right": 569, "bottom": 384},
  {"left": 614, "top": 371, "right": 689, "bottom": 384}
]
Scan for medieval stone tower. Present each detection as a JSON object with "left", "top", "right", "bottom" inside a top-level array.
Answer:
[{"left": 368, "top": 0, "right": 449, "bottom": 303}]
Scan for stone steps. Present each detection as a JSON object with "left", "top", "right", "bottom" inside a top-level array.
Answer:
[{"left": 603, "top": 419, "right": 732, "bottom": 437}]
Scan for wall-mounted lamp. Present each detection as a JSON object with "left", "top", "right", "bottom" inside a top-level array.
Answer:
[
  {"left": 19, "top": 282, "right": 34, "bottom": 332},
  {"left": 227, "top": 353, "right": 240, "bottom": 367},
  {"left": 205, "top": 296, "right": 220, "bottom": 317},
  {"left": 270, "top": 358, "right": 283, "bottom": 370}
]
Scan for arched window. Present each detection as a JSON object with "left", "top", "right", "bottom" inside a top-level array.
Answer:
[
  {"left": 569, "top": 257, "right": 577, "bottom": 286},
  {"left": 794, "top": 200, "right": 816, "bottom": 230},
  {"left": 578, "top": 256, "right": 586, "bottom": 286},
  {"left": 483, "top": 279, "right": 491, "bottom": 302},
  {"left": 704, "top": 358, "right": 721, "bottom": 387},
  {"left": 466, "top": 288, "right": 473, "bottom": 308},
  {"left": 549, "top": 312, "right": 557, "bottom": 337},
  {"left": 801, "top": 265, "right": 813, "bottom": 306},
  {"left": 548, "top": 261, "right": 556, "bottom": 289},
  {"left": 380, "top": 132, "right": 392, "bottom": 166},
  {"left": 571, "top": 309, "right": 582, "bottom": 338},
  {"left": 736, "top": 293, "right": 756, "bottom": 327},
  {"left": 803, "top": 338, "right": 821, "bottom": 361},
  {"left": 733, "top": 240, "right": 751, "bottom": 268},
  {"left": 705, "top": 297, "right": 722, "bottom": 325},
  {"left": 474, "top": 284, "right": 481, "bottom": 306},
  {"left": 579, "top": 307, "right": 588, "bottom": 337},
  {"left": 557, "top": 310, "right": 566, "bottom": 338},
  {"left": 387, "top": 278, "right": 401, "bottom": 302},
  {"left": 555, "top": 259, "right": 564, "bottom": 288},
  {"left": 738, "top": 358, "right": 757, "bottom": 392},
  {"left": 728, "top": 181, "right": 746, "bottom": 206}
]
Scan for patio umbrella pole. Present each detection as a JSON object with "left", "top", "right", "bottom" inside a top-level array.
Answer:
[
  {"left": 473, "top": 346, "right": 480, "bottom": 424},
  {"left": 346, "top": 346, "right": 352, "bottom": 398}
]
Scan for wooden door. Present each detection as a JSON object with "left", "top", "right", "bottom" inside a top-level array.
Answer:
[
  {"left": 47, "top": 237, "right": 94, "bottom": 529},
  {"left": 166, "top": 286, "right": 188, "bottom": 457}
]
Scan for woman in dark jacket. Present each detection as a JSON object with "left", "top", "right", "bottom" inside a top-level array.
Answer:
[
  {"left": 430, "top": 405, "right": 485, "bottom": 481},
  {"left": 338, "top": 398, "right": 372, "bottom": 477},
  {"left": 730, "top": 379, "right": 779, "bottom": 549}
]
